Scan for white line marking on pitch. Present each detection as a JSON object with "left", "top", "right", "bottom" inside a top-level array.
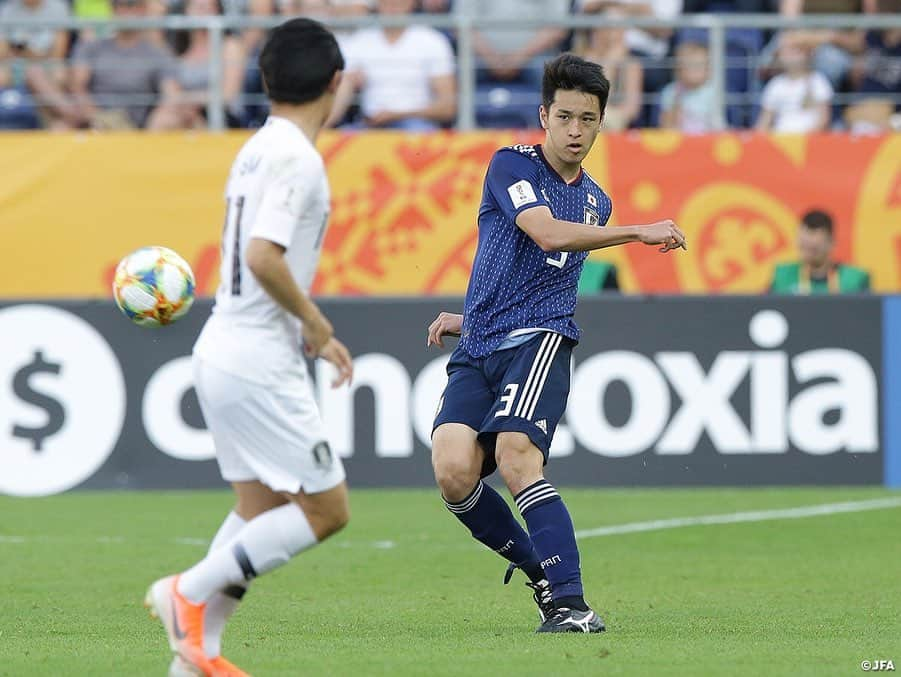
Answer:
[
  {"left": 336, "top": 539, "right": 396, "bottom": 550},
  {"left": 1, "top": 498, "right": 898, "bottom": 547},
  {"left": 175, "top": 537, "right": 209, "bottom": 547},
  {"left": 575, "top": 497, "right": 901, "bottom": 540}
]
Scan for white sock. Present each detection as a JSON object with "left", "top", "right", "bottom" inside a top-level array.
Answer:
[
  {"left": 204, "top": 512, "right": 246, "bottom": 658},
  {"left": 178, "top": 503, "right": 318, "bottom": 604}
]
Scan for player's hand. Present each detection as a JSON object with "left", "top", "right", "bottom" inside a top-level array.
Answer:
[
  {"left": 483, "top": 50, "right": 523, "bottom": 80},
  {"left": 365, "top": 110, "right": 402, "bottom": 128},
  {"left": 302, "top": 310, "right": 334, "bottom": 358},
  {"left": 489, "top": 63, "right": 523, "bottom": 81},
  {"left": 319, "top": 337, "right": 354, "bottom": 387},
  {"left": 502, "top": 50, "right": 530, "bottom": 75},
  {"left": 637, "top": 220, "right": 688, "bottom": 253},
  {"left": 427, "top": 312, "right": 463, "bottom": 349}
]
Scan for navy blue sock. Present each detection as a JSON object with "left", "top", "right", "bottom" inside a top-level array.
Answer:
[
  {"left": 445, "top": 481, "right": 544, "bottom": 583},
  {"left": 515, "top": 479, "right": 587, "bottom": 611}
]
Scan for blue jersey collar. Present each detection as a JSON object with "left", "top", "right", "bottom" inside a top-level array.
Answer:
[{"left": 536, "top": 145, "right": 584, "bottom": 187}]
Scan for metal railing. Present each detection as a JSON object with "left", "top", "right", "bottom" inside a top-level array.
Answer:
[{"left": 1, "top": 12, "right": 899, "bottom": 131}]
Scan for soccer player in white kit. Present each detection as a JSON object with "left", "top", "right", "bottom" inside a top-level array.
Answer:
[{"left": 144, "top": 19, "right": 353, "bottom": 677}]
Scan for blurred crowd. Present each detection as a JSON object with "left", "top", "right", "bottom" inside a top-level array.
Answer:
[{"left": 0, "top": 0, "right": 898, "bottom": 131}]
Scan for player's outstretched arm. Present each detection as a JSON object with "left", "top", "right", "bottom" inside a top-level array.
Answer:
[
  {"left": 427, "top": 311, "right": 463, "bottom": 349},
  {"left": 246, "top": 237, "right": 334, "bottom": 355},
  {"left": 516, "top": 206, "right": 687, "bottom": 254}
]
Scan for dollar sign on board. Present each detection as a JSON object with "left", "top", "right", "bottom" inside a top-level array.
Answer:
[{"left": 10, "top": 350, "right": 66, "bottom": 452}]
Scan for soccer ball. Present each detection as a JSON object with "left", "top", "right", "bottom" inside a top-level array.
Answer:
[{"left": 112, "top": 246, "right": 195, "bottom": 327}]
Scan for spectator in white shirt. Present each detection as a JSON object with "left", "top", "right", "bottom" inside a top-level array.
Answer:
[
  {"left": 328, "top": 0, "right": 457, "bottom": 130},
  {"left": 757, "top": 31, "right": 834, "bottom": 133}
]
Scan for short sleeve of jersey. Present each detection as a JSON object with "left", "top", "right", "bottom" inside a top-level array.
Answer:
[
  {"left": 341, "top": 30, "right": 365, "bottom": 73},
  {"left": 485, "top": 149, "right": 550, "bottom": 224},
  {"left": 250, "top": 155, "right": 321, "bottom": 249},
  {"left": 423, "top": 29, "right": 455, "bottom": 78}
]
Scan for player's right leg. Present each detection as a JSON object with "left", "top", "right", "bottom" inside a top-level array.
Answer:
[
  {"left": 432, "top": 423, "right": 553, "bottom": 621},
  {"left": 174, "top": 481, "right": 348, "bottom": 612},
  {"left": 431, "top": 423, "right": 483, "bottom": 503}
]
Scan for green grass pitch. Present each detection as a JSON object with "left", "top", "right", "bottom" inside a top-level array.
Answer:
[{"left": 1, "top": 487, "right": 899, "bottom": 676}]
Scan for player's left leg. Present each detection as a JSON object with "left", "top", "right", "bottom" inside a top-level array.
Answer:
[
  {"left": 494, "top": 433, "right": 604, "bottom": 633},
  {"left": 479, "top": 334, "right": 604, "bottom": 633}
]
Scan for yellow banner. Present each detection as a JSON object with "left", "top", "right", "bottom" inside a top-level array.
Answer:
[
  {"left": 1, "top": 133, "right": 243, "bottom": 298},
  {"left": 1, "top": 131, "right": 898, "bottom": 297}
]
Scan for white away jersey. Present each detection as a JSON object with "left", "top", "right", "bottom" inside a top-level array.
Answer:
[{"left": 194, "top": 116, "right": 330, "bottom": 385}]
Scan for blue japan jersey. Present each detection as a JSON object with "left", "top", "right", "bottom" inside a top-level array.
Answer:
[{"left": 459, "top": 144, "right": 613, "bottom": 358}]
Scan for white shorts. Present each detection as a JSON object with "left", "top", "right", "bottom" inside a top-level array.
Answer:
[{"left": 193, "top": 356, "right": 345, "bottom": 495}]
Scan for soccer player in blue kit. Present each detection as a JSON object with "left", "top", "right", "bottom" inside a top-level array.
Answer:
[{"left": 427, "top": 54, "right": 687, "bottom": 633}]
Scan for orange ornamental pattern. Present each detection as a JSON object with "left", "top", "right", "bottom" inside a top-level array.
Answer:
[
  {"left": 314, "top": 130, "right": 551, "bottom": 295},
  {"left": 603, "top": 132, "right": 900, "bottom": 293},
  {"left": 0, "top": 131, "right": 897, "bottom": 298}
]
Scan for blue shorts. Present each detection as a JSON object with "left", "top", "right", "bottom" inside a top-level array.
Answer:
[{"left": 433, "top": 332, "right": 574, "bottom": 477}]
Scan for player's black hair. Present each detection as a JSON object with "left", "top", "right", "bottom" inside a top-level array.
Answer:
[
  {"left": 541, "top": 53, "right": 610, "bottom": 114},
  {"left": 801, "top": 209, "right": 834, "bottom": 237},
  {"left": 259, "top": 18, "right": 345, "bottom": 105}
]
